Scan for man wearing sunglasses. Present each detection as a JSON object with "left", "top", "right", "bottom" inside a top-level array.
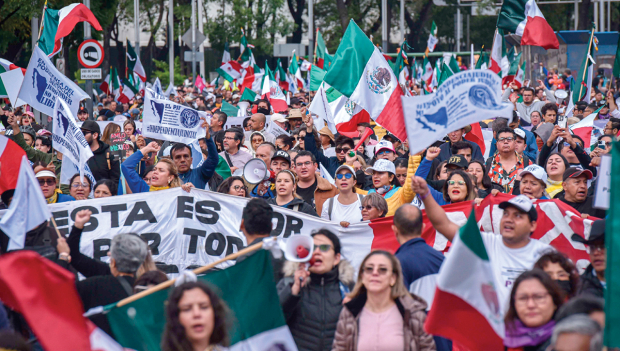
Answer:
[
  {"left": 302, "top": 112, "right": 356, "bottom": 177},
  {"left": 413, "top": 178, "right": 551, "bottom": 311},
  {"left": 571, "top": 219, "right": 606, "bottom": 298},
  {"left": 277, "top": 229, "right": 354, "bottom": 351}
]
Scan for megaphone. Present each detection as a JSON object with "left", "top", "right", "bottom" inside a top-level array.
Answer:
[
  {"left": 242, "top": 158, "right": 275, "bottom": 184},
  {"left": 279, "top": 235, "right": 314, "bottom": 263},
  {"left": 555, "top": 89, "right": 568, "bottom": 105}
]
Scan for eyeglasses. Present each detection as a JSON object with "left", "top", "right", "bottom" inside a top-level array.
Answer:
[
  {"left": 314, "top": 244, "right": 332, "bottom": 252},
  {"left": 336, "top": 173, "right": 353, "bottom": 180},
  {"left": 498, "top": 137, "right": 514, "bottom": 142},
  {"left": 363, "top": 266, "right": 390, "bottom": 275},
  {"left": 515, "top": 292, "right": 550, "bottom": 305},
  {"left": 38, "top": 178, "right": 56, "bottom": 186},
  {"left": 294, "top": 136, "right": 301, "bottom": 140},
  {"left": 377, "top": 150, "right": 393, "bottom": 155},
  {"left": 296, "top": 161, "right": 313, "bottom": 168},
  {"left": 223, "top": 136, "right": 236, "bottom": 140},
  {"left": 336, "top": 147, "right": 351, "bottom": 154},
  {"left": 586, "top": 243, "right": 605, "bottom": 253},
  {"left": 447, "top": 180, "right": 466, "bottom": 186},
  {"left": 71, "top": 182, "right": 89, "bottom": 188},
  {"left": 232, "top": 185, "right": 247, "bottom": 192}
]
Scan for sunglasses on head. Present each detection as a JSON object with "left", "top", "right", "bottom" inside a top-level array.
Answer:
[{"left": 336, "top": 173, "right": 353, "bottom": 180}]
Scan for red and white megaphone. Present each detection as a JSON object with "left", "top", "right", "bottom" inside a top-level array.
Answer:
[
  {"left": 279, "top": 235, "right": 315, "bottom": 264},
  {"left": 242, "top": 158, "right": 275, "bottom": 185}
]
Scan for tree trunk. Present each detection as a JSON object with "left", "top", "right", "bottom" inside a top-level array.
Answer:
[
  {"left": 335, "top": 0, "right": 349, "bottom": 31},
  {"left": 578, "top": 0, "right": 591, "bottom": 30},
  {"left": 405, "top": 0, "right": 433, "bottom": 47},
  {"left": 287, "top": 0, "right": 305, "bottom": 43}
]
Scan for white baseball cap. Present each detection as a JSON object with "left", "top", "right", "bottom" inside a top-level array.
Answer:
[
  {"left": 335, "top": 164, "right": 356, "bottom": 179},
  {"left": 514, "top": 128, "right": 526, "bottom": 142},
  {"left": 520, "top": 164, "right": 547, "bottom": 185},
  {"left": 366, "top": 159, "right": 396, "bottom": 175},
  {"left": 375, "top": 140, "right": 395, "bottom": 155},
  {"left": 498, "top": 195, "right": 538, "bottom": 221}
]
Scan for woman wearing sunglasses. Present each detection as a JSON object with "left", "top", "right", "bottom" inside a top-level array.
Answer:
[
  {"left": 360, "top": 193, "right": 388, "bottom": 221},
  {"left": 366, "top": 155, "right": 419, "bottom": 217},
  {"left": 216, "top": 176, "right": 249, "bottom": 198},
  {"left": 322, "top": 165, "right": 363, "bottom": 227},
  {"left": 332, "top": 250, "right": 436, "bottom": 351},
  {"left": 277, "top": 230, "right": 355, "bottom": 351},
  {"left": 267, "top": 170, "right": 318, "bottom": 216}
]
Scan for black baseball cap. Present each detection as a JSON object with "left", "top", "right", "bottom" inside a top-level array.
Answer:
[
  {"left": 272, "top": 150, "right": 291, "bottom": 165},
  {"left": 562, "top": 167, "right": 593, "bottom": 182},
  {"left": 81, "top": 120, "right": 101, "bottom": 135},
  {"left": 446, "top": 154, "right": 468, "bottom": 169},
  {"left": 571, "top": 219, "right": 605, "bottom": 245},
  {"left": 498, "top": 195, "right": 538, "bottom": 221}
]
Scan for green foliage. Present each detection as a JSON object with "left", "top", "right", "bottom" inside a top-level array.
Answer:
[
  {"left": 152, "top": 57, "right": 184, "bottom": 86},
  {"left": 0, "top": 0, "right": 44, "bottom": 55}
]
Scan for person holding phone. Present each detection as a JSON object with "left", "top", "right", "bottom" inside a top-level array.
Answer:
[{"left": 538, "top": 125, "right": 597, "bottom": 177}]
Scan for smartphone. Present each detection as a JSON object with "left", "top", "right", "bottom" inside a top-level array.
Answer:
[
  {"left": 598, "top": 141, "right": 607, "bottom": 150},
  {"left": 557, "top": 115, "right": 567, "bottom": 129}
]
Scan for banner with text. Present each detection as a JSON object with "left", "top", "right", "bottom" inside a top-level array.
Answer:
[
  {"left": 52, "top": 97, "right": 94, "bottom": 181},
  {"left": 143, "top": 92, "right": 206, "bottom": 144}
]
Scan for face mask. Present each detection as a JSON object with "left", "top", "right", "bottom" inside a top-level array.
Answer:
[
  {"left": 554, "top": 280, "right": 572, "bottom": 296},
  {"left": 257, "top": 107, "right": 270, "bottom": 115}
]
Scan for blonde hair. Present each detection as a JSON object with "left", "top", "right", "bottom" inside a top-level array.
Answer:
[
  {"left": 276, "top": 170, "right": 302, "bottom": 200},
  {"left": 136, "top": 250, "right": 157, "bottom": 278},
  {"left": 348, "top": 250, "right": 409, "bottom": 300},
  {"left": 156, "top": 158, "right": 182, "bottom": 188}
]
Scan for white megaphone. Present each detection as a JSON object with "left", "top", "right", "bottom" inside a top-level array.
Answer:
[
  {"left": 278, "top": 235, "right": 314, "bottom": 263},
  {"left": 555, "top": 89, "right": 568, "bottom": 105},
  {"left": 242, "top": 158, "right": 275, "bottom": 184}
]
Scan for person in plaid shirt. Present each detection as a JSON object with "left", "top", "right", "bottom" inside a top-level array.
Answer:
[{"left": 485, "top": 127, "right": 532, "bottom": 193}]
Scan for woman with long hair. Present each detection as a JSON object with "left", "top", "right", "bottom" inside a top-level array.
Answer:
[
  {"left": 504, "top": 269, "right": 565, "bottom": 350},
  {"left": 543, "top": 153, "right": 569, "bottom": 198},
  {"left": 266, "top": 170, "right": 317, "bottom": 216},
  {"left": 468, "top": 160, "right": 502, "bottom": 199},
  {"left": 420, "top": 169, "right": 476, "bottom": 206},
  {"left": 94, "top": 179, "right": 117, "bottom": 198},
  {"left": 216, "top": 176, "right": 249, "bottom": 198},
  {"left": 101, "top": 123, "right": 121, "bottom": 145},
  {"left": 123, "top": 119, "right": 137, "bottom": 142},
  {"left": 161, "top": 281, "right": 230, "bottom": 351},
  {"left": 68, "top": 173, "right": 92, "bottom": 200},
  {"left": 534, "top": 251, "right": 580, "bottom": 299},
  {"left": 121, "top": 141, "right": 186, "bottom": 193},
  {"left": 332, "top": 250, "right": 436, "bottom": 351}
]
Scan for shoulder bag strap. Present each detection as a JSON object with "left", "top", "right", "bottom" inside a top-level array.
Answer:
[
  {"left": 116, "top": 276, "right": 134, "bottom": 296},
  {"left": 224, "top": 152, "right": 234, "bottom": 167},
  {"left": 328, "top": 197, "right": 334, "bottom": 220}
]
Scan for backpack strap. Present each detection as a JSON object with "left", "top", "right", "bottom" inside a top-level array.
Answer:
[
  {"left": 292, "top": 204, "right": 300, "bottom": 212},
  {"left": 116, "top": 276, "right": 134, "bottom": 296},
  {"left": 106, "top": 152, "right": 111, "bottom": 170},
  {"left": 328, "top": 197, "right": 334, "bottom": 220}
]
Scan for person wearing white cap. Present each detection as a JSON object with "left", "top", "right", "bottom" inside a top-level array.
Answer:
[
  {"left": 35, "top": 168, "right": 75, "bottom": 204},
  {"left": 321, "top": 165, "right": 364, "bottom": 227},
  {"left": 366, "top": 155, "right": 419, "bottom": 217},
  {"left": 413, "top": 176, "right": 552, "bottom": 311},
  {"left": 374, "top": 140, "right": 397, "bottom": 161},
  {"left": 511, "top": 164, "right": 550, "bottom": 200},
  {"left": 271, "top": 113, "right": 288, "bottom": 131}
]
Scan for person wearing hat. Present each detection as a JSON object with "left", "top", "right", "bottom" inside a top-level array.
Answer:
[
  {"left": 286, "top": 108, "right": 304, "bottom": 130},
  {"left": 557, "top": 168, "right": 604, "bottom": 218},
  {"left": 435, "top": 125, "right": 484, "bottom": 163},
  {"left": 511, "top": 164, "right": 549, "bottom": 200},
  {"left": 317, "top": 126, "right": 336, "bottom": 157},
  {"left": 366, "top": 156, "right": 418, "bottom": 217},
  {"left": 271, "top": 113, "right": 288, "bottom": 131},
  {"left": 486, "top": 127, "right": 533, "bottom": 193},
  {"left": 321, "top": 165, "right": 363, "bottom": 226},
  {"left": 81, "top": 120, "right": 121, "bottom": 184},
  {"left": 77, "top": 107, "right": 89, "bottom": 121},
  {"left": 412, "top": 180, "right": 551, "bottom": 309},
  {"left": 129, "top": 108, "right": 141, "bottom": 120},
  {"left": 374, "top": 139, "right": 397, "bottom": 161},
  {"left": 19, "top": 125, "right": 36, "bottom": 147},
  {"left": 289, "top": 97, "right": 302, "bottom": 109},
  {"left": 36, "top": 168, "right": 75, "bottom": 204},
  {"left": 382, "top": 133, "right": 405, "bottom": 158},
  {"left": 571, "top": 219, "right": 606, "bottom": 298}
]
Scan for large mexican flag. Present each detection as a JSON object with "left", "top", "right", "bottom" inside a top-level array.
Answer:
[
  {"left": 323, "top": 20, "right": 406, "bottom": 141},
  {"left": 106, "top": 250, "right": 296, "bottom": 351},
  {"left": 425, "top": 210, "right": 505, "bottom": 351}
]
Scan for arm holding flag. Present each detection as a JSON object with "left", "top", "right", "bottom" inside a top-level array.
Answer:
[
  {"left": 411, "top": 176, "right": 459, "bottom": 241},
  {"left": 197, "top": 127, "right": 220, "bottom": 183},
  {"left": 303, "top": 111, "right": 339, "bottom": 176}
]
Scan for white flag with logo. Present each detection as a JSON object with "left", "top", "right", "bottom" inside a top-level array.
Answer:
[
  {"left": 52, "top": 97, "right": 94, "bottom": 181},
  {"left": 0, "top": 156, "right": 51, "bottom": 250},
  {"left": 17, "top": 46, "right": 90, "bottom": 117},
  {"left": 143, "top": 91, "right": 206, "bottom": 144}
]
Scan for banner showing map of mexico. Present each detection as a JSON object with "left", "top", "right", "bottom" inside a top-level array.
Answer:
[
  {"left": 401, "top": 70, "right": 514, "bottom": 155},
  {"left": 17, "top": 46, "right": 90, "bottom": 117},
  {"left": 143, "top": 91, "right": 206, "bottom": 144}
]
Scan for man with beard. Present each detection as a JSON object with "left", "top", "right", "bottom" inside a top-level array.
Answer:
[{"left": 80, "top": 120, "right": 120, "bottom": 184}]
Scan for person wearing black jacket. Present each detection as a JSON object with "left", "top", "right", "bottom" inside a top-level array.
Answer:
[
  {"left": 277, "top": 230, "right": 355, "bottom": 351},
  {"left": 571, "top": 219, "right": 606, "bottom": 298},
  {"left": 69, "top": 210, "right": 147, "bottom": 337},
  {"left": 303, "top": 111, "right": 352, "bottom": 177},
  {"left": 537, "top": 125, "right": 596, "bottom": 177},
  {"left": 557, "top": 168, "right": 605, "bottom": 219},
  {"left": 80, "top": 120, "right": 121, "bottom": 184}
]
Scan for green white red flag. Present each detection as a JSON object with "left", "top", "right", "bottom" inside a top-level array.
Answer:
[
  {"left": 572, "top": 28, "right": 596, "bottom": 104},
  {"left": 426, "top": 21, "right": 439, "bottom": 53},
  {"left": 497, "top": 0, "right": 559, "bottom": 50},
  {"left": 422, "top": 56, "right": 433, "bottom": 92},
  {"left": 126, "top": 41, "right": 146, "bottom": 82},
  {"left": 489, "top": 29, "right": 503, "bottom": 74},
  {"left": 261, "top": 61, "right": 288, "bottom": 112},
  {"left": 315, "top": 29, "right": 329, "bottom": 69},
  {"left": 217, "top": 60, "right": 243, "bottom": 82},
  {"left": 38, "top": 3, "right": 102, "bottom": 57},
  {"left": 322, "top": 20, "right": 407, "bottom": 141},
  {"left": 290, "top": 51, "right": 305, "bottom": 91}
]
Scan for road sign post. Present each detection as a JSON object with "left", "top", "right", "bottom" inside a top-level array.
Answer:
[{"left": 78, "top": 38, "right": 104, "bottom": 119}]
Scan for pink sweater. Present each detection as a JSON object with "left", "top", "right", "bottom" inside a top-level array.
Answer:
[{"left": 357, "top": 304, "right": 405, "bottom": 351}]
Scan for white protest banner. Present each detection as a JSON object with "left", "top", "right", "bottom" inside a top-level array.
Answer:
[
  {"left": 18, "top": 46, "right": 90, "bottom": 117},
  {"left": 224, "top": 117, "right": 247, "bottom": 130},
  {"left": 52, "top": 97, "right": 94, "bottom": 181},
  {"left": 594, "top": 154, "right": 611, "bottom": 209},
  {"left": 267, "top": 117, "right": 290, "bottom": 137},
  {"left": 401, "top": 69, "right": 514, "bottom": 155},
  {"left": 143, "top": 91, "right": 206, "bottom": 144}
]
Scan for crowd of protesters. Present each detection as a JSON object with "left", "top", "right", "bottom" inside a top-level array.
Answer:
[{"left": 0, "top": 65, "right": 613, "bottom": 351}]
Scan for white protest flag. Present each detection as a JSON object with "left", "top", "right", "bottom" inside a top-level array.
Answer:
[
  {"left": 17, "top": 46, "right": 89, "bottom": 117},
  {"left": 60, "top": 157, "right": 96, "bottom": 194},
  {"left": 164, "top": 82, "right": 177, "bottom": 97},
  {"left": 402, "top": 70, "right": 514, "bottom": 155},
  {"left": 0, "top": 68, "right": 27, "bottom": 107},
  {"left": 143, "top": 90, "right": 206, "bottom": 144},
  {"left": 0, "top": 156, "right": 51, "bottom": 250},
  {"left": 52, "top": 97, "right": 94, "bottom": 181},
  {"left": 153, "top": 77, "right": 164, "bottom": 96},
  {"left": 308, "top": 82, "right": 336, "bottom": 134},
  {"left": 319, "top": 163, "right": 335, "bottom": 185}
]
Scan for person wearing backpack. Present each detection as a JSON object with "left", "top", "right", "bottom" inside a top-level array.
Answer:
[{"left": 320, "top": 165, "right": 363, "bottom": 227}]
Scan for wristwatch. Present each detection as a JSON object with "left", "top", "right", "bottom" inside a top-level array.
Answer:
[{"left": 59, "top": 253, "right": 71, "bottom": 263}]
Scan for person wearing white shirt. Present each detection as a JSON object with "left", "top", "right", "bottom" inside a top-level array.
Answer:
[
  {"left": 321, "top": 165, "right": 363, "bottom": 226},
  {"left": 411, "top": 176, "right": 551, "bottom": 311}
]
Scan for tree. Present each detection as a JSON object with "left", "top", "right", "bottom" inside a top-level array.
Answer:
[
  {"left": 286, "top": 0, "right": 305, "bottom": 43},
  {"left": 152, "top": 57, "right": 184, "bottom": 85}
]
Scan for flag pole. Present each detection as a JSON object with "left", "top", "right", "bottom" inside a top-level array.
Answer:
[
  {"left": 49, "top": 217, "right": 63, "bottom": 239},
  {"left": 36, "top": 0, "right": 48, "bottom": 42},
  {"left": 116, "top": 240, "right": 267, "bottom": 307},
  {"left": 313, "top": 28, "right": 319, "bottom": 64},
  {"left": 578, "top": 27, "right": 595, "bottom": 102}
]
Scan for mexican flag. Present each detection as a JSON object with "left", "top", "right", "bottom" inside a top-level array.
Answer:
[
  {"left": 106, "top": 250, "right": 297, "bottom": 351},
  {"left": 422, "top": 56, "right": 433, "bottom": 92},
  {"left": 501, "top": 52, "right": 522, "bottom": 85},
  {"left": 514, "top": 60, "right": 526, "bottom": 87},
  {"left": 99, "top": 67, "right": 120, "bottom": 96},
  {"left": 605, "top": 141, "right": 620, "bottom": 348},
  {"left": 275, "top": 58, "right": 289, "bottom": 92},
  {"left": 290, "top": 51, "right": 305, "bottom": 90},
  {"left": 315, "top": 29, "right": 329, "bottom": 69},
  {"left": 572, "top": 28, "right": 595, "bottom": 104},
  {"left": 497, "top": 0, "right": 559, "bottom": 50},
  {"left": 309, "top": 64, "right": 325, "bottom": 92},
  {"left": 126, "top": 41, "right": 146, "bottom": 82},
  {"left": 240, "top": 87, "right": 257, "bottom": 102},
  {"left": 217, "top": 60, "right": 243, "bottom": 82},
  {"left": 501, "top": 46, "right": 515, "bottom": 78},
  {"left": 322, "top": 20, "right": 406, "bottom": 141},
  {"left": 0, "top": 135, "right": 27, "bottom": 193},
  {"left": 426, "top": 21, "right": 439, "bottom": 54},
  {"left": 310, "top": 82, "right": 371, "bottom": 138},
  {"left": 239, "top": 29, "right": 254, "bottom": 62},
  {"left": 38, "top": 3, "right": 102, "bottom": 57},
  {"left": 222, "top": 41, "right": 231, "bottom": 64},
  {"left": 117, "top": 79, "right": 139, "bottom": 103},
  {"left": 475, "top": 49, "right": 489, "bottom": 70},
  {"left": 393, "top": 43, "right": 410, "bottom": 88},
  {"left": 489, "top": 29, "right": 503, "bottom": 74},
  {"left": 425, "top": 210, "right": 505, "bottom": 351},
  {"left": 0, "top": 59, "right": 26, "bottom": 98},
  {"left": 438, "top": 55, "right": 459, "bottom": 87},
  {"left": 261, "top": 61, "right": 288, "bottom": 112}
]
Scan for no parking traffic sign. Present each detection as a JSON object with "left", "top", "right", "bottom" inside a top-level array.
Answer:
[{"left": 78, "top": 39, "right": 104, "bottom": 68}]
